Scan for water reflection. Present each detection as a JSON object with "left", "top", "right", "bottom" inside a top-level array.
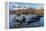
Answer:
[{"left": 9, "top": 14, "right": 44, "bottom": 28}]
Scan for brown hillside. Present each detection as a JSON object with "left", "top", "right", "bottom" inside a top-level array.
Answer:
[{"left": 15, "top": 8, "right": 44, "bottom": 16}]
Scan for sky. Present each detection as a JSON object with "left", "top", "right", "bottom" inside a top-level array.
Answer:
[{"left": 9, "top": 2, "right": 44, "bottom": 10}]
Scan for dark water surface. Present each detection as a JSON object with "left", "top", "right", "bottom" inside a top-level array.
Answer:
[{"left": 9, "top": 14, "right": 44, "bottom": 28}]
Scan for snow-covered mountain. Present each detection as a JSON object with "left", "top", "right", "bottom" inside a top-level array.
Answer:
[{"left": 9, "top": 2, "right": 44, "bottom": 10}]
